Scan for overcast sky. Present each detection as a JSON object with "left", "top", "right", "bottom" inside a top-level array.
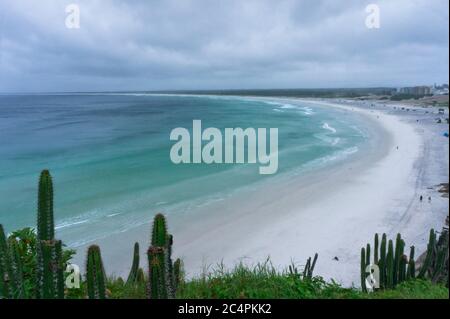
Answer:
[{"left": 0, "top": 0, "right": 448, "bottom": 92}]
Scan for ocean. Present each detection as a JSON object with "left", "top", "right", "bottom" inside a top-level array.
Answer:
[{"left": 0, "top": 94, "right": 369, "bottom": 247}]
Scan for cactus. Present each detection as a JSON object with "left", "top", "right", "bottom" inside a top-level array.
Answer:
[
  {"left": 147, "top": 214, "right": 176, "bottom": 299},
  {"left": 417, "top": 228, "right": 449, "bottom": 284},
  {"left": 173, "top": 258, "right": 183, "bottom": 291},
  {"left": 360, "top": 247, "right": 367, "bottom": 293},
  {"left": 365, "top": 243, "right": 371, "bottom": 267},
  {"left": 386, "top": 240, "right": 394, "bottom": 289},
  {"left": 418, "top": 229, "right": 436, "bottom": 278},
  {"left": 303, "top": 253, "right": 318, "bottom": 280},
  {"left": 126, "top": 242, "right": 140, "bottom": 285},
  {"left": 136, "top": 268, "right": 145, "bottom": 283},
  {"left": 7, "top": 238, "right": 26, "bottom": 298},
  {"left": 37, "top": 170, "right": 54, "bottom": 241},
  {"left": 147, "top": 246, "right": 169, "bottom": 299},
  {"left": 379, "top": 233, "right": 387, "bottom": 288},
  {"left": 432, "top": 245, "right": 448, "bottom": 283},
  {"left": 407, "top": 246, "right": 416, "bottom": 280},
  {"left": 374, "top": 233, "right": 379, "bottom": 265},
  {"left": 151, "top": 214, "right": 168, "bottom": 247},
  {"left": 86, "top": 245, "right": 107, "bottom": 299},
  {"left": 35, "top": 170, "right": 65, "bottom": 299},
  {"left": 393, "top": 234, "right": 402, "bottom": 286},
  {"left": 37, "top": 239, "right": 64, "bottom": 299},
  {"left": 0, "top": 225, "right": 15, "bottom": 299}
]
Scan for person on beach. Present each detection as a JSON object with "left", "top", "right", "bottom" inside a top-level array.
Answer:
[{"left": 420, "top": 195, "right": 423, "bottom": 202}]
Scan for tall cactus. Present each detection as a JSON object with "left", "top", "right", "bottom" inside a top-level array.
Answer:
[
  {"left": 147, "top": 214, "right": 175, "bottom": 299},
  {"left": 86, "top": 245, "right": 107, "bottom": 299},
  {"left": 407, "top": 246, "right": 416, "bottom": 280},
  {"left": 37, "top": 170, "right": 54, "bottom": 241},
  {"left": 36, "top": 170, "right": 64, "bottom": 299},
  {"left": 379, "top": 233, "right": 387, "bottom": 288},
  {"left": 151, "top": 214, "right": 168, "bottom": 247},
  {"left": 0, "top": 225, "right": 15, "bottom": 299},
  {"left": 8, "top": 237, "right": 26, "bottom": 298},
  {"left": 126, "top": 242, "right": 140, "bottom": 285},
  {"left": 374, "top": 233, "right": 379, "bottom": 265},
  {"left": 386, "top": 240, "right": 394, "bottom": 289},
  {"left": 173, "top": 258, "right": 183, "bottom": 291},
  {"left": 360, "top": 247, "right": 367, "bottom": 293},
  {"left": 147, "top": 246, "right": 169, "bottom": 299},
  {"left": 418, "top": 229, "right": 436, "bottom": 278},
  {"left": 365, "top": 243, "right": 371, "bottom": 267}
]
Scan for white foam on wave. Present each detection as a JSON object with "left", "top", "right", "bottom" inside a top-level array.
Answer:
[
  {"left": 322, "top": 122, "right": 337, "bottom": 133},
  {"left": 55, "top": 219, "right": 89, "bottom": 230},
  {"left": 332, "top": 138, "right": 341, "bottom": 146},
  {"left": 303, "top": 146, "right": 359, "bottom": 170}
]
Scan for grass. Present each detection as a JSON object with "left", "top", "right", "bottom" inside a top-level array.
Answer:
[{"left": 101, "top": 261, "right": 449, "bottom": 299}]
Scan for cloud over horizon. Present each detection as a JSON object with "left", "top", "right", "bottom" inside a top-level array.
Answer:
[{"left": 0, "top": 0, "right": 448, "bottom": 92}]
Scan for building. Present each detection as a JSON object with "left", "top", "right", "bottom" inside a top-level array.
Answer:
[{"left": 399, "top": 86, "right": 432, "bottom": 95}]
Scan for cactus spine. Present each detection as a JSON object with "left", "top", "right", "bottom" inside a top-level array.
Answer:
[
  {"left": 86, "top": 245, "right": 107, "bottom": 299},
  {"left": 36, "top": 170, "right": 64, "bottom": 299},
  {"left": 126, "top": 242, "right": 140, "bottom": 285}
]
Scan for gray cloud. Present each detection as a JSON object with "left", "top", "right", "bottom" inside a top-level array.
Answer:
[{"left": 0, "top": 0, "right": 448, "bottom": 92}]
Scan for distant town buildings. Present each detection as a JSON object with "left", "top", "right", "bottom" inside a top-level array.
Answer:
[
  {"left": 432, "top": 83, "right": 449, "bottom": 95},
  {"left": 396, "top": 84, "right": 449, "bottom": 96}
]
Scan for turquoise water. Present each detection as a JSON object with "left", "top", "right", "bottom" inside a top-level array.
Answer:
[{"left": 0, "top": 94, "right": 368, "bottom": 246}]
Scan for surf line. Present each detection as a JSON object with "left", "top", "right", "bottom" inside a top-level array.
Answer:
[{"left": 170, "top": 120, "right": 278, "bottom": 175}]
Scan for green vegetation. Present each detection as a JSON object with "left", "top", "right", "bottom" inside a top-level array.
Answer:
[
  {"left": 1, "top": 170, "right": 448, "bottom": 299},
  {"left": 175, "top": 263, "right": 447, "bottom": 299},
  {"left": 390, "top": 94, "right": 429, "bottom": 101}
]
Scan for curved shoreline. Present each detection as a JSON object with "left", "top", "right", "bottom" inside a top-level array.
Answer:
[{"left": 69, "top": 96, "right": 447, "bottom": 287}]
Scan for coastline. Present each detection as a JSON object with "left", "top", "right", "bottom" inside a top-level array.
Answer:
[{"left": 70, "top": 97, "right": 449, "bottom": 287}]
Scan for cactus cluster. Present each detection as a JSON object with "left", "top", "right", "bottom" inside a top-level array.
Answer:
[
  {"left": 417, "top": 228, "right": 449, "bottom": 285},
  {"left": 361, "top": 233, "right": 415, "bottom": 291},
  {"left": 361, "top": 229, "right": 449, "bottom": 292}
]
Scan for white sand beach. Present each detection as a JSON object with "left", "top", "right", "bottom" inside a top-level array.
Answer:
[{"left": 72, "top": 98, "right": 449, "bottom": 287}]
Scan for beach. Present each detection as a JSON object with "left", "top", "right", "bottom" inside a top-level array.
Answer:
[{"left": 71, "top": 98, "right": 449, "bottom": 287}]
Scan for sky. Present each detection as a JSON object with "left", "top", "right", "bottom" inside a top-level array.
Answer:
[{"left": 0, "top": 0, "right": 448, "bottom": 92}]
